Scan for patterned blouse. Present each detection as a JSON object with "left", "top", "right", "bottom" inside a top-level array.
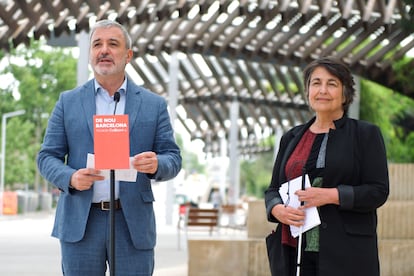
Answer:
[{"left": 283, "top": 129, "right": 328, "bottom": 251}]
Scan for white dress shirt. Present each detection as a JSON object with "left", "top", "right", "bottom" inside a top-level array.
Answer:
[{"left": 92, "top": 78, "right": 127, "bottom": 203}]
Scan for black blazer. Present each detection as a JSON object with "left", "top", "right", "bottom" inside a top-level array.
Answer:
[{"left": 265, "top": 116, "right": 389, "bottom": 276}]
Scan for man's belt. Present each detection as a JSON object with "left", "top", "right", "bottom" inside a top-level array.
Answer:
[{"left": 91, "top": 199, "right": 122, "bottom": 210}]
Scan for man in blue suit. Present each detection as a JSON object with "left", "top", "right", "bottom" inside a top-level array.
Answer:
[{"left": 37, "top": 20, "right": 182, "bottom": 275}]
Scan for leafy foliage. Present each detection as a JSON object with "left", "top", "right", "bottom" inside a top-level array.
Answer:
[
  {"left": 175, "top": 134, "right": 205, "bottom": 175},
  {"left": 360, "top": 80, "right": 414, "bottom": 162},
  {"left": 1, "top": 39, "right": 77, "bottom": 190},
  {"left": 240, "top": 151, "right": 274, "bottom": 198},
  {"left": 392, "top": 57, "right": 414, "bottom": 98},
  {"left": 4, "top": 118, "right": 36, "bottom": 186}
]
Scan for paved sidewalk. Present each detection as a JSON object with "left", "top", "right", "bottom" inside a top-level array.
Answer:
[
  {"left": 0, "top": 211, "right": 187, "bottom": 276},
  {"left": 154, "top": 223, "right": 188, "bottom": 276}
]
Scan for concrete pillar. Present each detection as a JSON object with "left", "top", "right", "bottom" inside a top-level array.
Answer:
[
  {"left": 77, "top": 31, "right": 89, "bottom": 86},
  {"left": 165, "top": 52, "right": 178, "bottom": 225},
  {"left": 348, "top": 74, "right": 360, "bottom": 119},
  {"left": 228, "top": 100, "right": 240, "bottom": 205}
]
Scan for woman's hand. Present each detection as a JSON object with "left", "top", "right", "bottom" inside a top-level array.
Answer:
[
  {"left": 295, "top": 187, "right": 339, "bottom": 208},
  {"left": 271, "top": 204, "right": 305, "bottom": 227}
]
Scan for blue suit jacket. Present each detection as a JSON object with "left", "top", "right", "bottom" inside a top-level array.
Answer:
[{"left": 37, "top": 78, "right": 182, "bottom": 249}]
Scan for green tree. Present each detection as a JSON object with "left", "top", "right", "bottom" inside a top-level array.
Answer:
[
  {"left": 4, "top": 117, "right": 35, "bottom": 188},
  {"left": 1, "top": 39, "right": 77, "bottom": 191},
  {"left": 240, "top": 151, "right": 274, "bottom": 198},
  {"left": 175, "top": 134, "right": 205, "bottom": 175},
  {"left": 360, "top": 79, "right": 414, "bottom": 162},
  {"left": 392, "top": 57, "right": 414, "bottom": 99}
]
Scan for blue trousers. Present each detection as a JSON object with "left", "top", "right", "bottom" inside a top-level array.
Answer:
[{"left": 60, "top": 207, "right": 154, "bottom": 276}]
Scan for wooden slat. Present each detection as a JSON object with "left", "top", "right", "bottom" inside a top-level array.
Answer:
[
  {"left": 0, "top": 0, "right": 412, "bottom": 156},
  {"left": 185, "top": 208, "right": 219, "bottom": 228},
  {"left": 378, "top": 201, "right": 414, "bottom": 239},
  {"left": 388, "top": 164, "right": 414, "bottom": 201},
  {"left": 340, "top": 0, "right": 355, "bottom": 20}
]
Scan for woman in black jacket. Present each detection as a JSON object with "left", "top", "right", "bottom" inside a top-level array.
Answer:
[{"left": 265, "top": 57, "right": 389, "bottom": 276}]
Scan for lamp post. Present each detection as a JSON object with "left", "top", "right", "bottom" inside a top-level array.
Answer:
[{"left": 0, "top": 109, "right": 26, "bottom": 215}]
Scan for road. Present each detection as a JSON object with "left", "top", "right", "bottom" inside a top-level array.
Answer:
[{"left": 0, "top": 198, "right": 187, "bottom": 276}]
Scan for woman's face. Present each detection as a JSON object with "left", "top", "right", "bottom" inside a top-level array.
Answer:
[{"left": 307, "top": 66, "right": 345, "bottom": 117}]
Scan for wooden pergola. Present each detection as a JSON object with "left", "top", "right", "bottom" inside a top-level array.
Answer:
[{"left": 0, "top": 0, "right": 413, "bottom": 155}]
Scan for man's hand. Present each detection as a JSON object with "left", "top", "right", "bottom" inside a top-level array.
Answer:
[
  {"left": 70, "top": 168, "right": 105, "bottom": 191},
  {"left": 132, "top": 151, "right": 158, "bottom": 174}
]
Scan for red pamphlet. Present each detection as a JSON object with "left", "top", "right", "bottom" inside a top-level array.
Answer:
[{"left": 93, "top": 115, "right": 130, "bottom": 169}]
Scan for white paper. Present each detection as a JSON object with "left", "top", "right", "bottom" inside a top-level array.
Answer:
[
  {"left": 279, "top": 174, "right": 321, "bottom": 237},
  {"left": 86, "top": 153, "right": 137, "bottom": 182}
]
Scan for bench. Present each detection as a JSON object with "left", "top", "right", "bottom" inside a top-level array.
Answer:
[
  {"left": 219, "top": 204, "right": 248, "bottom": 232},
  {"left": 177, "top": 207, "right": 220, "bottom": 250}
]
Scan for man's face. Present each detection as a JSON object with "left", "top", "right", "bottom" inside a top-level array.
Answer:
[{"left": 89, "top": 26, "right": 132, "bottom": 77}]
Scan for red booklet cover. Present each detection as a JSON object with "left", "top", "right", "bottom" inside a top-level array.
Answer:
[{"left": 93, "top": 115, "right": 130, "bottom": 169}]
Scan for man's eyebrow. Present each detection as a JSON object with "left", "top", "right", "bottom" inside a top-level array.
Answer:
[
  {"left": 91, "top": 38, "right": 121, "bottom": 44},
  {"left": 108, "top": 38, "right": 121, "bottom": 43}
]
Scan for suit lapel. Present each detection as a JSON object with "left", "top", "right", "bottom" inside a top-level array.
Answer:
[
  {"left": 80, "top": 80, "right": 97, "bottom": 138},
  {"left": 125, "top": 79, "right": 142, "bottom": 134},
  {"left": 80, "top": 78, "right": 142, "bottom": 138}
]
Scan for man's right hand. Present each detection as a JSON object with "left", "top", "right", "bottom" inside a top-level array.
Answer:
[{"left": 69, "top": 168, "right": 105, "bottom": 191}]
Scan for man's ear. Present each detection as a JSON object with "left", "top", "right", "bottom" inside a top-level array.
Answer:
[{"left": 126, "top": 49, "right": 133, "bottom": 63}]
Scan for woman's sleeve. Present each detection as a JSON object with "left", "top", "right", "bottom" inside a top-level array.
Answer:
[
  {"left": 338, "top": 123, "right": 389, "bottom": 211},
  {"left": 264, "top": 134, "right": 289, "bottom": 223}
]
